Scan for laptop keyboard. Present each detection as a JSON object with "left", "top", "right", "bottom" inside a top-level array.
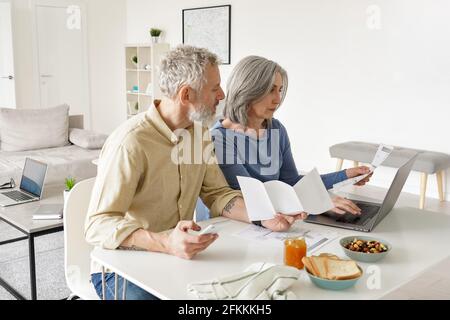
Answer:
[
  {"left": 2, "top": 190, "right": 34, "bottom": 202},
  {"left": 337, "top": 203, "right": 380, "bottom": 225},
  {"left": 323, "top": 202, "right": 380, "bottom": 226}
]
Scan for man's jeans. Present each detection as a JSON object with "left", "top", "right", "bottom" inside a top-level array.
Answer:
[{"left": 91, "top": 273, "right": 159, "bottom": 300}]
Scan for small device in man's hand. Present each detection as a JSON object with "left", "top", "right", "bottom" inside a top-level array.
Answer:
[{"left": 198, "top": 224, "right": 220, "bottom": 235}]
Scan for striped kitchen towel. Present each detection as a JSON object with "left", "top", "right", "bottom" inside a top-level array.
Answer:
[{"left": 187, "top": 262, "right": 300, "bottom": 300}]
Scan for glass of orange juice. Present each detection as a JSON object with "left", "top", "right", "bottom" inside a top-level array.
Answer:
[{"left": 284, "top": 237, "right": 307, "bottom": 269}]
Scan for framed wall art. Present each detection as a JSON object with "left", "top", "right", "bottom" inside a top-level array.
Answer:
[{"left": 182, "top": 5, "right": 231, "bottom": 64}]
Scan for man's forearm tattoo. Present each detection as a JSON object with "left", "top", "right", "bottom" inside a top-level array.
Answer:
[{"left": 224, "top": 197, "right": 239, "bottom": 214}]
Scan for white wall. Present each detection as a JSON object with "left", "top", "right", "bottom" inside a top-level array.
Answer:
[
  {"left": 10, "top": 0, "right": 40, "bottom": 109},
  {"left": 10, "top": 0, "right": 126, "bottom": 134},
  {"left": 87, "top": 0, "right": 127, "bottom": 133},
  {"left": 127, "top": 0, "right": 450, "bottom": 199}
]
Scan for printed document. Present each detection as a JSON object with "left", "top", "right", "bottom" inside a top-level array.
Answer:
[
  {"left": 237, "top": 168, "right": 334, "bottom": 221},
  {"left": 234, "top": 224, "right": 339, "bottom": 253},
  {"left": 332, "top": 143, "right": 394, "bottom": 190}
]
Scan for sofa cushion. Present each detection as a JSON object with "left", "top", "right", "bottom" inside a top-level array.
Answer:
[
  {"left": 69, "top": 128, "right": 107, "bottom": 149},
  {"left": 0, "top": 104, "right": 69, "bottom": 152},
  {"left": 0, "top": 145, "right": 100, "bottom": 187}
]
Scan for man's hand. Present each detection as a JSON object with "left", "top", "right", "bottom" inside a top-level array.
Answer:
[
  {"left": 166, "top": 221, "right": 218, "bottom": 259},
  {"left": 331, "top": 196, "right": 361, "bottom": 215},
  {"left": 220, "top": 197, "right": 308, "bottom": 232},
  {"left": 345, "top": 166, "right": 373, "bottom": 186},
  {"left": 261, "top": 212, "right": 307, "bottom": 232}
]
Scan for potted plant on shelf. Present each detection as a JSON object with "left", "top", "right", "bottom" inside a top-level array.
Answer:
[
  {"left": 150, "top": 28, "right": 162, "bottom": 44},
  {"left": 131, "top": 55, "right": 138, "bottom": 67},
  {"left": 64, "top": 177, "right": 76, "bottom": 204}
]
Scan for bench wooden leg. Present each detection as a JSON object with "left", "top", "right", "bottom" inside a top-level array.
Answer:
[
  {"left": 336, "top": 159, "right": 344, "bottom": 171},
  {"left": 353, "top": 161, "right": 359, "bottom": 168},
  {"left": 420, "top": 173, "right": 428, "bottom": 209},
  {"left": 436, "top": 171, "right": 445, "bottom": 202}
]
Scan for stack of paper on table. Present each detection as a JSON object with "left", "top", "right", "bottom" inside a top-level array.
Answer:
[
  {"left": 237, "top": 168, "right": 334, "bottom": 221},
  {"left": 234, "top": 224, "right": 339, "bottom": 254}
]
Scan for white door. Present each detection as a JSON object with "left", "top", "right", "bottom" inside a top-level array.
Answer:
[
  {"left": 0, "top": 1, "right": 16, "bottom": 108},
  {"left": 34, "top": 0, "right": 90, "bottom": 128}
]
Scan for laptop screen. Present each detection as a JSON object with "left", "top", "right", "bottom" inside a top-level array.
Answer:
[{"left": 20, "top": 158, "right": 48, "bottom": 198}]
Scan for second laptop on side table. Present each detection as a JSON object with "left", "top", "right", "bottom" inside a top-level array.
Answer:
[{"left": 0, "top": 158, "right": 48, "bottom": 207}]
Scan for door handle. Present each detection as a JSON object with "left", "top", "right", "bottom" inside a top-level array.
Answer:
[
  {"left": 1, "top": 75, "right": 14, "bottom": 80},
  {"left": 40, "top": 74, "right": 53, "bottom": 78}
]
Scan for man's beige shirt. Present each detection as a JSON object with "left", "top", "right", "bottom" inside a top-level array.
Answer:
[{"left": 85, "top": 102, "right": 241, "bottom": 268}]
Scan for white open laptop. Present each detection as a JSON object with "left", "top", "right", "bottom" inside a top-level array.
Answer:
[{"left": 0, "top": 158, "right": 48, "bottom": 207}]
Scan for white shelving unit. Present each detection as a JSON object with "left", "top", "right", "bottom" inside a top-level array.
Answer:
[{"left": 125, "top": 43, "right": 170, "bottom": 118}]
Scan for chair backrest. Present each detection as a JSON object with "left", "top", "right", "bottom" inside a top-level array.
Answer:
[{"left": 63, "top": 177, "right": 98, "bottom": 299}]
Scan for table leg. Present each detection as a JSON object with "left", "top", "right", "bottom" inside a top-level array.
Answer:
[
  {"left": 0, "top": 276, "right": 26, "bottom": 300},
  {"left": 0, "top": 220, "right": 63, "bottom": 300},
  {"left": 101, "top": 266, "right": 106, "bottom": 300},
  {"left": 122, "top": 279, "right": 127, "bottom": 300},
  {"left": 28, "top": 235, "right": 37, "bottom": 300},
  {"left": 114, "top": 273, "right": 119, "bottom": 300}
]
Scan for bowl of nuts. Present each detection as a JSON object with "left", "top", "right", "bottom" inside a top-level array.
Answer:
[{"left": 339, "top": 236, "right": 391, "bottom": 263}]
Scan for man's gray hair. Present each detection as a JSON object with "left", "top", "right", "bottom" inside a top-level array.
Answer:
[
  {"left": 223, "top": 56, "right": 288, "bottom": 127},
  {"left": 159, "top": 45, "right": 220, "bottom": 98}
]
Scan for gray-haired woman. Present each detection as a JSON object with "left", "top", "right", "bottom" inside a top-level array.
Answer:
[{"left": 211, "top": 55, "right": 372, "bottom": 215}]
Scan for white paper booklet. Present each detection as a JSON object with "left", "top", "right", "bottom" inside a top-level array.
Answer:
[
  {"left": 332, "top": 143, "right": 394, "bottom": 190},
  {"left": 237, "top": 168, "right": 334, "bottom": 221}
]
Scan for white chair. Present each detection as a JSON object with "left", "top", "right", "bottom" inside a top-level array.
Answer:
[{"left": 63, "top": 177, "right": 99, "bottom": 300}]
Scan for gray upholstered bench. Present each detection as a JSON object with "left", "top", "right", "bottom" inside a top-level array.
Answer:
[{"left": 330, "top": 141, "right": 450, "bottom": 209}]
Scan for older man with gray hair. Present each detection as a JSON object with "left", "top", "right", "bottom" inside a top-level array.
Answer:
[{"left": 85, "top": 45, "right": 302, "bottom": 300}]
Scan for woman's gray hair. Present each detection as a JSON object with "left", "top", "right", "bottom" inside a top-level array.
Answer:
[
  {"left": 223, "top": 56, "right": 288, "bottom": 127},
  {"left": 159, "top": 45, "right": 220, "bottom": 98}
]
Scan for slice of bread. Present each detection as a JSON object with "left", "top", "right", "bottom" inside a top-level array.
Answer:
[
  {"left": 302, "top": 257, "right": 315, "bottom": 276},
  {"left": 304, "top": 253, "right": 362, "bottom": 280},
  {"left": 319, "top": 253, "right": 339, "bottom": 260},
  {"left": 310, "top": 256, "right": 329, "bottom": 279},
  {"left": 325, "top": 259, "right": 361, "bottom": 280}
]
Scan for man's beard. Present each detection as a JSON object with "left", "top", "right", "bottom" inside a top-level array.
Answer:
[{"left": 188, "top": 104, "right": 216, "bottom": 123}]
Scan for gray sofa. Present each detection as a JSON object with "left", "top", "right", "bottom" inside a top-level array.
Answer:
[{"left": 0, "top": 105, "right": 106, "bottom": 187}]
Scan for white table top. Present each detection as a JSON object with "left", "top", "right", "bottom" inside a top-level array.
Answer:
[
  {"left": 0, "top": 185, "right": 64, "bottom": 234},
  {"left": 91, "top": 205, "right": 450, "bottom": 300}
]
